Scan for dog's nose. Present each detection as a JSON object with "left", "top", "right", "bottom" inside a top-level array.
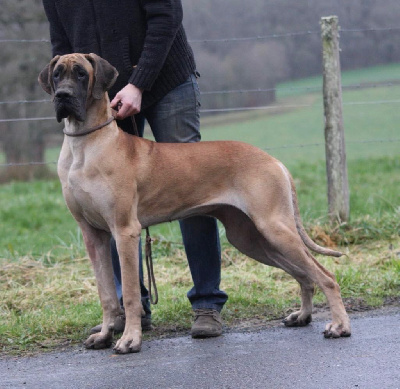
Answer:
[{"left": 55, "top": 89, "right": 73, "bottom": 99}]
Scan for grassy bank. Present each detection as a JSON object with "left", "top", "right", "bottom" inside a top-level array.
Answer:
[{"left": 1, "top": 239, "right": 399, "bottom": 355}]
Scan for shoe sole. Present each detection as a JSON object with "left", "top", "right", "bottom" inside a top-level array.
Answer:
[{"left": 191, "top": 331, "right": 222, "bottom": 339}]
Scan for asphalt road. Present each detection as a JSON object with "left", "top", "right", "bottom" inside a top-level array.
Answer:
[{"left": 1, "top": 307, "right": 399, "bottom": 389}]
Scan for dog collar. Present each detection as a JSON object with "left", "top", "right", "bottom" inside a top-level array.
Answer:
[{"left": 63, "top": 109, "right": 117, "bottom": 137}]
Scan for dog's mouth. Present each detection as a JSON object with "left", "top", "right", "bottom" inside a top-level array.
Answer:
[{"left": 54, "top": 97, "right": 86, "bottom": 123}]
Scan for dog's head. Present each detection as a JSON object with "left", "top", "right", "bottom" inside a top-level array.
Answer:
[{"left": 38, "top": 53, "right": 118, "bottom": 123}]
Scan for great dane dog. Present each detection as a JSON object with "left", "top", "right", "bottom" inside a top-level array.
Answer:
[{"left": 39, "top": 53, "right": 351, "bottom": 354}]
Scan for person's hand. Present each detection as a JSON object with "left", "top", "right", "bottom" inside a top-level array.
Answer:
[{"left": 110, "top": 84, "right": 143, "bottom": 119}]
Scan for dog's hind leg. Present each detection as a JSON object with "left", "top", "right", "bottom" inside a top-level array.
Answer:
[
  {"left": 282, "top": 278, "right": 314, "bottom": 327},
  {"left": 79, "top": 221, "right": 122, "bottom": 350},
  {"left": 256, "top": 219, "right": 351, "bottom": 338},
  {"left": 112, "top": 220, "right": 143, "bottom": 354},
  {"left": 216, "top": 204, "right": 350, "bottom": 337},
  {"left": 213, "top": 206, "right": 315, "bottom": 327}
]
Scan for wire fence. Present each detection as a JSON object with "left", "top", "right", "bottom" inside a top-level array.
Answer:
[
  {"left": 2, "top": 26, "right": 400, "bottom": 44},
  {"left": 0, "top": 25, "right": 399, "bottom": 168},
  {"left": 1, "top": 80, "right": 400, "bottom": 105}
]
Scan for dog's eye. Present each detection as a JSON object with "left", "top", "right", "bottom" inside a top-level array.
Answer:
[
  {"left": 77, "top": 70, "right": 87, "bottom": 80},
  {"left": 53, "top": 71, "right": 60, "bottom": 80}
]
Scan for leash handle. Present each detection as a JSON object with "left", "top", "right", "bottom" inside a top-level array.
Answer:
[
  {"left": 112, "top": 103, "right": 140, "bottom": 137},
  {"left": 145, "top": 227, "right": 158, "bottom": 305}
]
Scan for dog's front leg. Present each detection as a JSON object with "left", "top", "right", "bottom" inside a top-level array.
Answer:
[
  {"left": 79, "top": 221, "right": 123, "bottom": 350},
  {"left": 113, "top": 221, "right": 143, "bottom": 354}
]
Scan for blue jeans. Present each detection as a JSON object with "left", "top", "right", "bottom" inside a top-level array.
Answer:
[{"left": 111, "top": 74, "right": 228, "bottom": 314}]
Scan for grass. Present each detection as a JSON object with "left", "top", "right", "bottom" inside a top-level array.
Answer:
[
  {"left": 0, "top": 180, "right": 82, "bottom": 260},
  {"left": 0, "top": 64, "right": 399, "bottom": 355},
  {"left": 1, "top": 229, "right": 399, "bottom": 355}
]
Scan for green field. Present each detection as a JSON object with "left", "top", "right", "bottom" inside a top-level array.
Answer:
[
  {"left": 200, "top": 64, "right": 400, "bottom": 167},
  {"left": 0, "top": 64, "right": 399, "bottom": 354},
  {"left": 277, "top": 62, "right": 400, "bottom": 98}
]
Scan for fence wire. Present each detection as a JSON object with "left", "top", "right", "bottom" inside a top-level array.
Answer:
[
  {"left": 0, "top": 81, "right": 399, "bottom": 107},
  {"left": 1, "top": 26, "right": 400, "bottom": 45},
  {"left": 1, "top": 98, "right": 400, "bottom": 123}
]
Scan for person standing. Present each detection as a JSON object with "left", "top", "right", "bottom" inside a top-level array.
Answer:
[{"left": 42, "top": 0, "right": 228, "bottom": 337}]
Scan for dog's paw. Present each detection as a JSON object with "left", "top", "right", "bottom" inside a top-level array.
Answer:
[
  {"left": 113, "top": 332, "right": 142, "bottom": 354},
  {"left": 323, "top": 322, "right": 351, "bottom": 338},
  {"left": 282, "top": 311, "right": 312, "bottom": 327},
  {"left": 84, "top": 333, "right": 113, "bottom": 350}
]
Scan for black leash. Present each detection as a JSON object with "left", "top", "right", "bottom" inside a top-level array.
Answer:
[
  {"left": 130, "top": 115, "right": 140, "bottom": 137},
  {"left": 145, "top": 227, "right": 158, "bottom": 305}
]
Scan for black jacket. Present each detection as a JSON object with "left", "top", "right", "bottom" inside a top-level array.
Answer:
[{"left": 42, "top": 0, "right": 197, "bottom": 109}]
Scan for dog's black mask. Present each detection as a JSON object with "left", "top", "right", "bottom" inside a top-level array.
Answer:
[
  {"left": 52, "top": 64, "right": 89, "bottom": 123},
  {"left": 54, "top": 95, "right": 87, "bottom": 123}
]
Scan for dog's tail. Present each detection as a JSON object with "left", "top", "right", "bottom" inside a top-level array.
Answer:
[{"left": 289, "top": 174, "right": 343, "bottom": 258}]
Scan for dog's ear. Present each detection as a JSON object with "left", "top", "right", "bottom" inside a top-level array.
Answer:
[
  {"left": 38, "top": 55, "right": 61, "bottom": 95},
  {"left": 85, "top": 53, "right": 119, "bottom": 99}
]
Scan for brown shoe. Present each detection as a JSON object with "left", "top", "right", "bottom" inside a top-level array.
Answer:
[
  {"left": 191, "top": 309, "right": 223, "bottom": 338},
  {"left": 89, "top": 313, "right": 152, "bottom": 335}
]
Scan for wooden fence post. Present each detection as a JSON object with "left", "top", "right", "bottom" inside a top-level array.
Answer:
[{"left": 321, "top": 16, "right": 349, "bottom": 222}]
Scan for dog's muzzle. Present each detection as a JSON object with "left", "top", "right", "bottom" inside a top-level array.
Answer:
[{"left": 54, "top": 88, "right": 87, "bottom": 123}]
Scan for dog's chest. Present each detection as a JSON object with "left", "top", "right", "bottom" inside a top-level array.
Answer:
[{"left": 63, "top": 170, "right": 112, "bottom": 231}]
